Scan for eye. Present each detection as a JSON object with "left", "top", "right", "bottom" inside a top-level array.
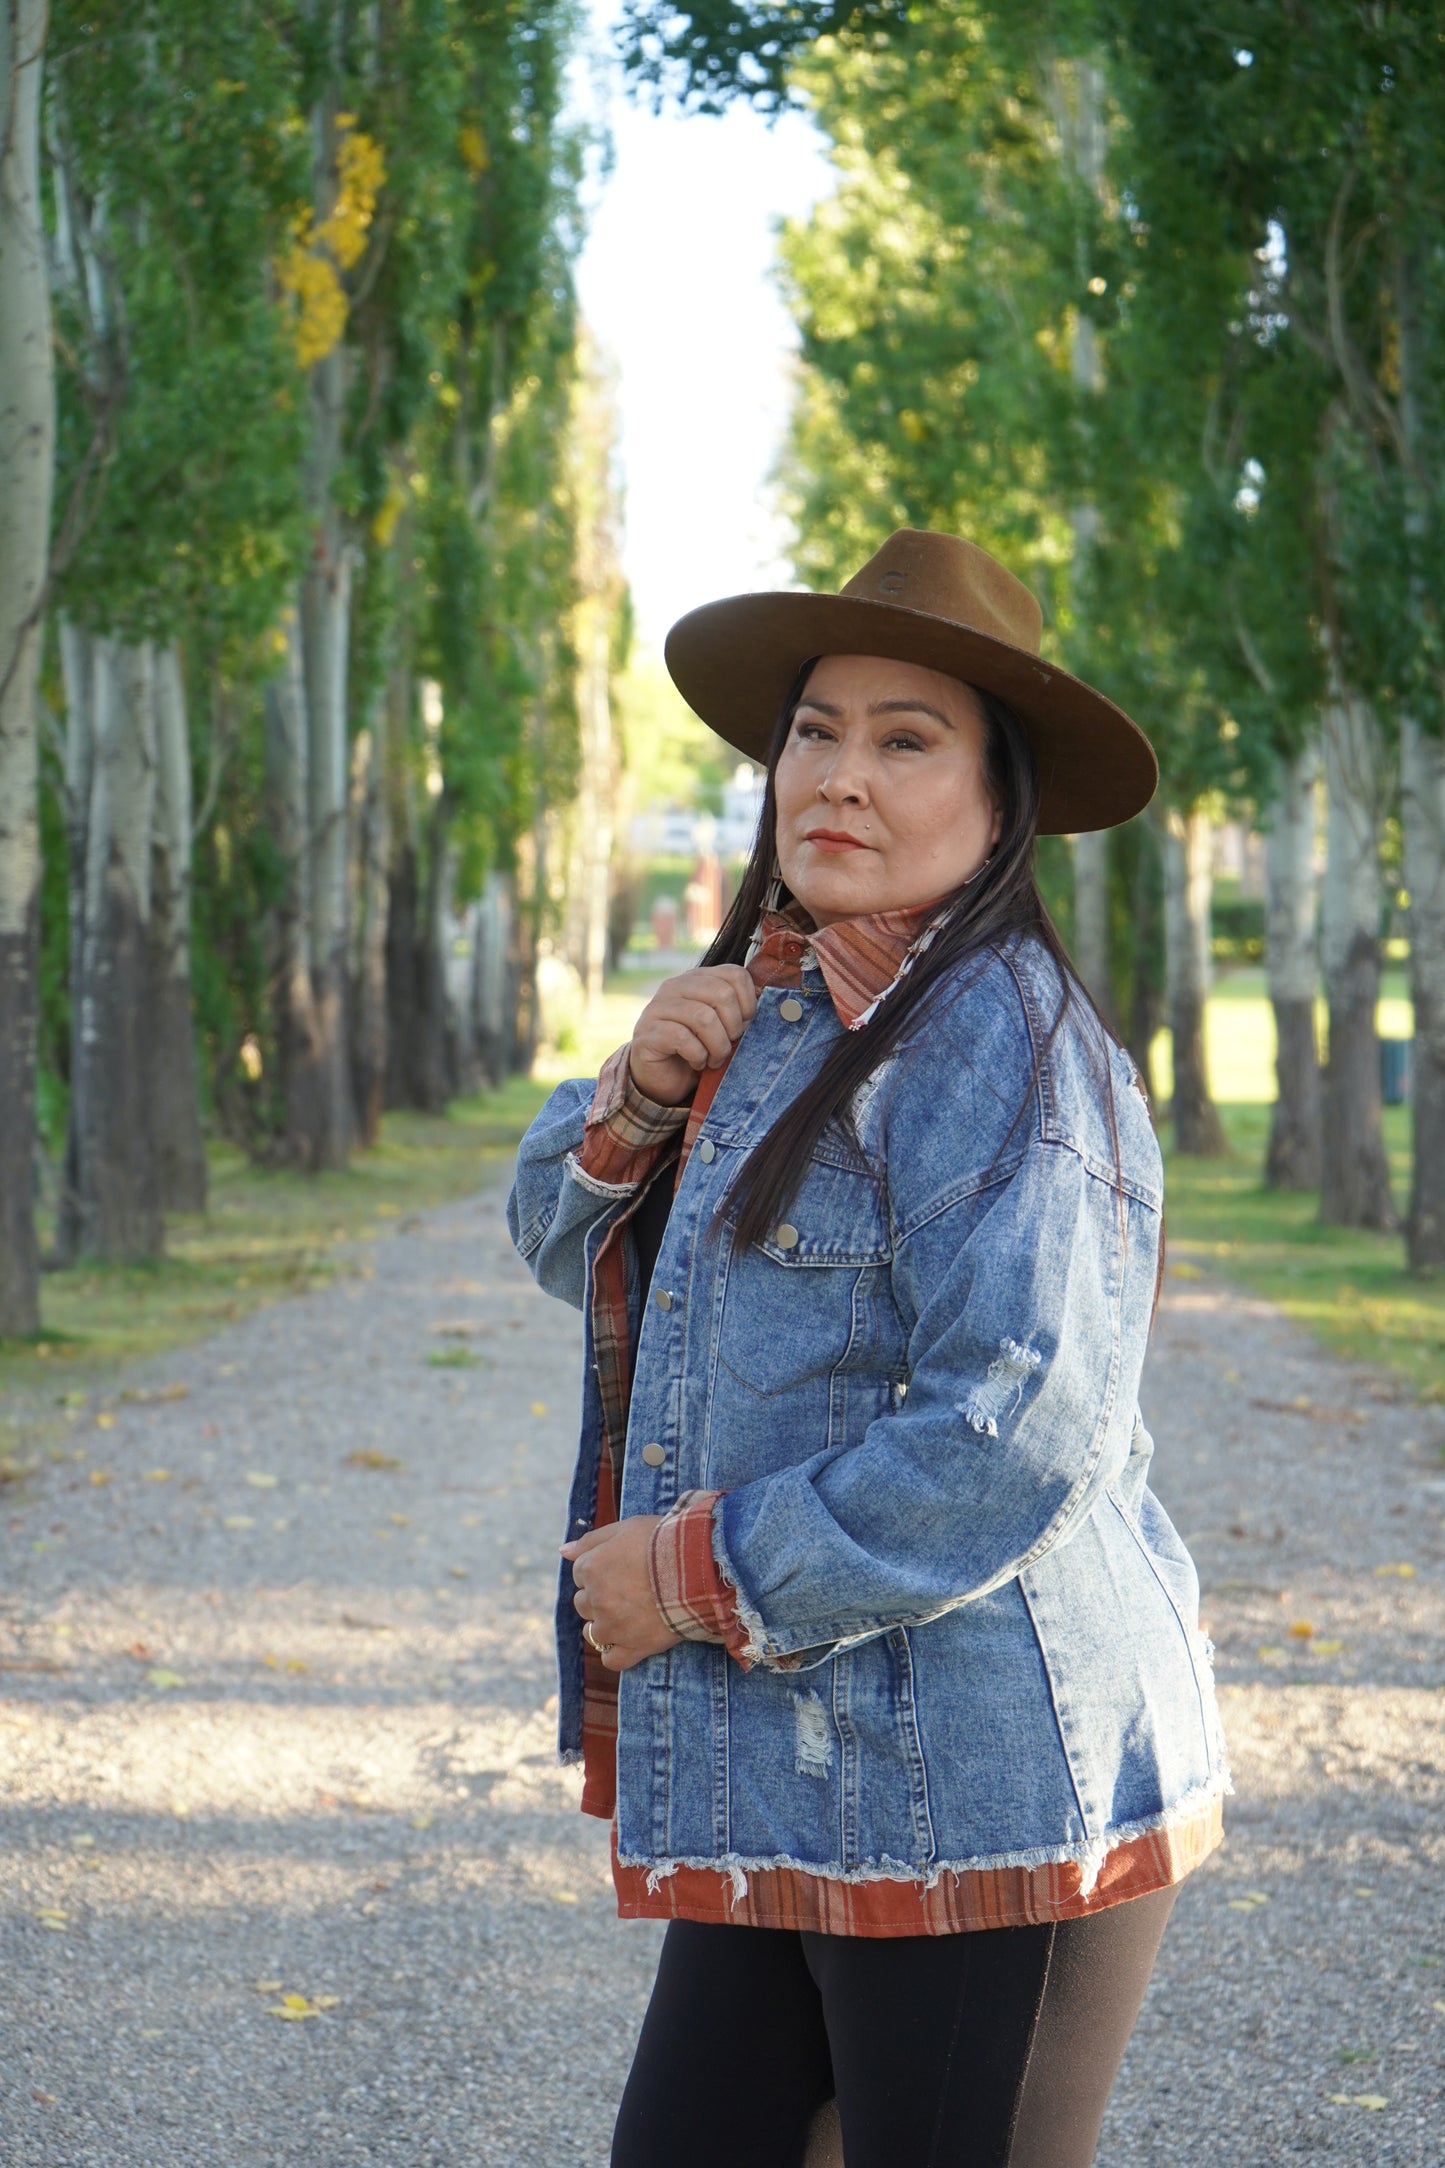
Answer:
[
  {"left": 882, "top": 730, "right": 925, "bottom": 752},
  {"left": 792, "top": 718, "right": 835, "bottom": 743}
]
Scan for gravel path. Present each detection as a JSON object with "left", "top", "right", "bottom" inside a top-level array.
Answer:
[{"left": 0, "top": 1170, "right": 1441, "bottom": 2165}]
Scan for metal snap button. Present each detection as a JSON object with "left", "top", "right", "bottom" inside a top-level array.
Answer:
[
  {"left": 641, "top": 1442, "right": 667, "bottom": 1467},
  {"left": 778, "top": 996, "right": 804, "bottom": 1022},
  {"left": 774, "top": 1223, "right": 800, "bottom": 1249},
  {"left": 697, "top": 1139, "right": 716, "bottom": 1163},
  {"left": 654, "top": 1288, "right": 673, "bottom": 1311}
]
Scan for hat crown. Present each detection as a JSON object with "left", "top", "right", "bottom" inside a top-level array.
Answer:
[{"left": 840, "top": 530, "right": 1042, "bottom": 656}]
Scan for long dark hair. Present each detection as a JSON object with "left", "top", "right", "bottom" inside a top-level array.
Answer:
[{"left": 703, "top": 661, "right": 1126, "bottom": 1256}]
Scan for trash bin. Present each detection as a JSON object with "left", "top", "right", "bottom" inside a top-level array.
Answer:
[{"left": 1379, "top": 1036, "right": 1413, "bottom": 1106}]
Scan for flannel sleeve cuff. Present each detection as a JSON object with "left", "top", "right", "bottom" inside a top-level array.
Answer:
[
  {"left": 647, "top": 1490, "right": 753, "bottom": 1663},
  {"left": 571, "top": 1044, "right": 690, "bottom": 1190}
]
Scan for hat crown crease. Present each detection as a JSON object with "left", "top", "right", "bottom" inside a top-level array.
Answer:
[{"left": 840, "top": 528, "right": 1043, "bottom": 655}]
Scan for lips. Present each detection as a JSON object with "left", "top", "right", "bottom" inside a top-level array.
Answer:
[{"left": 803, "top": 829, "right": 869, "bottom": 850}]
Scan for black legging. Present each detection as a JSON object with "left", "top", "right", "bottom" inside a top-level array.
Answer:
[{"left": 611, "top": 1885, "right": 1177, "bottom": 2168}]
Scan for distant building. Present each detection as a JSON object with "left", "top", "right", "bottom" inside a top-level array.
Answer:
[{"left": 629, "top": 762, "right": 765, "bottom": 862}]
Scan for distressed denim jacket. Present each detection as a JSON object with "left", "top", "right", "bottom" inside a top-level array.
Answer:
[{"left": 507, "top": 933, "right": 1228, "bottom": 1899}]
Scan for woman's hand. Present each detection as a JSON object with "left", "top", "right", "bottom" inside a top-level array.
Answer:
[
  {"left": 628, "top": 965, "right": 758, "bottom": 1106},
  {"left": 559, "top": 1517, "right": 681, "bottom": 1671}
]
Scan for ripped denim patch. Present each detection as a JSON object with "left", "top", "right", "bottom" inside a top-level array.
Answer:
[
  {"left": 957, "top": 1337, "right": 1042, "bottom": 1439},
  {"left": 792, "top": 1690, "right": 834, "bottom": 1780}
]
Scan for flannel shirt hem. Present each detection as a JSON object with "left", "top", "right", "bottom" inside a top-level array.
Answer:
[{"left": 647, "top": 1491, "right": 748, "bottom": 1656}]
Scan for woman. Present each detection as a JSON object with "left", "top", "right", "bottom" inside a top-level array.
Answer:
[{"left": 508, "top": 529, "right": 1227, "bottom": 2168}]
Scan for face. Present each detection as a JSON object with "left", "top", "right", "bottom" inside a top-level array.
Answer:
[{"left": 773, "top": 653, "right": 1003, "bottom": 926}]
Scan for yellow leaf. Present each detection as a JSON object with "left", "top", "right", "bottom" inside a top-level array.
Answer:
[
  {"left": 254, "top": 1979, "right": 284, "bottom": 1994},
  {"left": 138, "top": 2027, "right": 165, "bottom": 2038},
  {"left": 90, "top": 1468, "right": 112, "bottom": 1484},
  {"left": 285, "top": 1658, "right": 308, "bottom": 1673},
  {"left": 142, "top": 1469, "right": 171, "bottom": 1483},
  {"left": 70, "top": 1833, "right": 96, "bottom": 1848},
  {"left": 223, "top": 1514, "right": 255, "bottom": 1530},
  {"left": 459, "top": 121, "right": 488, "bottom": 173},
  {"left": 266, "top": 1997, "right": 321, "bottom": 2021},
  {"left": 147, "top": 1667, "right": 186, "bottom": 1690},
  {"left": 1257, "top": 1644, "right": 1285, "bottom": 1660},
  {"left": 531, "top": 1401, "right": 547, "bottom": 1416},
  {"left": 95, "top": 1414, "right": 116, "bottom": 1431},
  {"left": 448, "top": 1564, "right": 469, "bottom": 1579},
  {"left": 409, "top": 1814, "right": 433, "bottom": 1830},
  {"left": 1432, "top": 2000, "right": 1445, "bottom": 2016},
  {"left": 1353, "top": 1885, "right": 1375, "bottom": 1896},
  {"left": 1352, "top": 2094, "right": 1389, "bottom": 2110},
  {"left": 1226, "top": 1899, "right": 1259, "bottom": 1912},
  {"left": 1168, "top": 1261, "right": 1203, "bottom": 1280},
  {"left": 388, "top": 1512, "right": 410, "bottom": 1527},
  {"left": 312, "top": 1994, "right": 341, "bottom": 2010},
  {"left": 1289, "top": 1621, "right": 1314, "bottom": 1639},
  {"left": 344, "top": 1449, "right": 402, "bottom": 1471},
  {"left": 36, "top": 1907, "right": 68, "bottom": 1924},
  {"left": 245, "top": 1472, "right": 279, "bottom": 1489},
  {"left": 552, "top": 1889, "right": 580, "bottom": 1903},
  {"left": 1244, "top": 1890, "right": 1270, "bottom": 1903},
  {"left": 1312, "top": 1639, "right": 1343, "bottom": 1654},
  {"left": 1222, "top": 1368, "right": 1240, "bottom": 1383},
  {"left": 1374, "top": 1562, "right": 1415, "bottom": 1578}
]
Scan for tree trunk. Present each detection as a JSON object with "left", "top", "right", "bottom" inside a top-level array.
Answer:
[
  {"left": 1071, "top": 828, "right": 1113, "bottom": 1025},
  {"left": 349, "top": 674, "right": 391, "bottom": 1147},
  {"left": 412, "top": 795, "right": 455, "bottom": 1113},
  {"left": 1161, "top": 805, "right": 1226, "bottom": 1155},
  {"left": 149, "top": 642, "right": 206, "bottom": 1211},
  {"left": 0, "top": 0, "right": 53, "bottom": 1334},
  {"left": 1401, "top": 715, "right": 1445, "bottom": 1270},
  {"left": 384, "top": 820, "right": 420, "bottom": 1110},
  {"left": 65, "top": 640, "right": 164, "bottom": 1260},
  {"left": 299, "top": 349, "right": 353, "bottom": 1169},
  {"left": 472, "top": 869, "right": 513, "bottom": 1086},
  {"left": 1318, "top": 686, "right": 1395, "bottom": 1228},
  {"left": 1263, "top": 741, "right": 1322, "bottom": 1189},
  {"left": 264, "top": 616, "right": 328, "bottom": 1169},
  {"left": 571, "top": 593, "right": 615, "bottom": 1010}
]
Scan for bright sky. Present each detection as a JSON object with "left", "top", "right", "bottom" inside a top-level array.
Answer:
[{"left": 573, "top": 14, "right": 836, "bottom": 647}]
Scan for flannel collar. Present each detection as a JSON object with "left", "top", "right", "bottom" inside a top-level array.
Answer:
[{"left": 747, "top": 894, "right": 955, "bottom": 1031}]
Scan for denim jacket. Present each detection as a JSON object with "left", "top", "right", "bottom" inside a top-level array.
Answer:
[{"left": 507, "top": 933, "right": 1228, "bottom": 1897}]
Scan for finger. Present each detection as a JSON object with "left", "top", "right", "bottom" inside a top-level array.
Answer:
[
  {"left": 665, "top": 997, "right": 738, "bottom": 1067},
  {"left": 684, "top": 977, "right": 748, "bottom": 1044},
  {"left": 637, "top": 1020, "right": 714, "bottom": 1074},
  {"left": 714, "top": 965, "right": 759, "bottom": 1020},
  {"left": 559, "top": 1527, "right": 614, "bottom": 1560}
]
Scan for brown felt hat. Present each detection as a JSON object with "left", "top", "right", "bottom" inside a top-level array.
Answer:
[{"left": 664, "top": 528, "right": 1157, "bottom": 834}]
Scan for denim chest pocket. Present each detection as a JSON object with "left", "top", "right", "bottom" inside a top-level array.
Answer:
[{"left": 716, "top": 1154, "right": 894, "bottom": 1397}]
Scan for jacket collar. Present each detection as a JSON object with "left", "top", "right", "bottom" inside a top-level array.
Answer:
[{"left": 747, "top": 894, "right": 955, "bottom": 1031}]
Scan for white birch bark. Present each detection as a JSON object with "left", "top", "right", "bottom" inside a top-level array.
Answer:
[
  {"left": 0, "top": 0, "right": 53, "bottom": 1330},
  {"left": 1319, "top": 680, "right": 1396, "bottom": 1228},
  {"left": 299, "top": 326, "right": 353, "bottom": 1167},
  {"left": 68, "top": 639, "right": 163, "bottom": 1259},
  {"left": 1162, "top": 805, "right": 1225, "bottom": 1154},
  {"left": 348, "top": 685, "right": 390, "bottom": 1146},
  {"left": 150, "top": 644, "right": 206, "bottom": 1210},
  {"left": 1263, "top": 740, "right": 1322, "bottom": 1188},
  {"left": 264, "top": 611, "right": 328, "bottom": 1166},
  {"left": 1401, "top": 715, "right": 1445, "bottom": 1267}
]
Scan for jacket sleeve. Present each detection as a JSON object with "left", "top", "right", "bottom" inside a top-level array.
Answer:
[
  {"left": 708, "top": 1136, "right": 1159, "bottom": 1670},
  {"left": 507, "top": 1048, "right": 688, "bottom": 1311}
]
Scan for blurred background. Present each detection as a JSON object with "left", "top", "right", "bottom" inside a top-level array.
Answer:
[{"left": 1, "top": 0, "right": 1441, "bottom": 1391}]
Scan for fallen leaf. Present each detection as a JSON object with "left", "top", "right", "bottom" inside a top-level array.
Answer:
[
  {"left": 340, "top": 1614, "right": 393, "bottom": 1634},
  {"left": 1352, "top": 2095, "right": 1388, "bottom": 2110},
  {"left": 32, "top": 2091, "right": 56, "bottom": 2105},
  {"left": 137, "top": 2028, "right": 165, "bottom": 2038},
  {"left": 95, "top": 1414, "right": 116, "bottom": 1431},
  {"left": 1222, "top": 1368, "right": 1240, "bottom": 1383},
  {"left": 70, "top": 1834, "right": 96, "bottom": 1849},
  {"left": 388, "top": 1512, "right": 410, "bottom": 1527},
  {"left": 1432, "top": 2001, "right": 1445, "bottom": 2016},
  {"left": 343, "top": 1450, "right": 402, "bottom": 1471},
  {"left": 1352, "top": 1886, "right": 1375, "bottom": 1898},
  {"left": 426, "top": 1347, "right": 481, "bottom": 1369},
  {"left": 254, "top": 1979, "right": 284, "bottom": 1993},
  {"left": 409, "top": 1813, "right": 433, "bottom": 1830},
  {"left": 552, "top": 1889, "right": 580, "bottom": 1903},
  {"left": 147, "top": 1668, "right": 186, "bottom": 1690},
  {"left": 121, "top": 1383, "right": 189, "bottom": 1406},
  {"left": 244, "top": 1472, "right": 278, "bottom": 1489},
  {"left": 222, "top": 1514, "right": 255, "bottom": 1530},
  {"left": 36, "top": 1907, "right": 68, "bottom": 1926},
  {"left": 142, "top": 1469, "right": 172, "bottom": 1483},
  {"left": 1289, "top": 1621, "right": 1315, "bottom": 1639},
  {"left": 448, "top": 1564, "right": 469, "bottom": 1579},
  {"left": 1311, "top": 1639, "right": 1343, "bottom": 1655},
  {"left": 285, "top": 1658, "right": 307, "bottom": 1673},
  {"left": 1168, "top": 1261, "right": 1203, "bottom": 1280},
  {"left": 266, "top": 1993, "right": 324, "bottom": 2021},
  {"left": 89, "top": 1468, "right": 112, "bottom": 1485},
  {"left": 1244, "top": 1890, "right": 1270, "bottom": 1903},
  {"left": 1374, "top": 1562, "right": 1416, "bottom": 1578},
  {"left": 530, "top": 1401, "right": 548, "bottom": 1415}
]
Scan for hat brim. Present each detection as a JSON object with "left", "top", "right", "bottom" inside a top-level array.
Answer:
[{"left": 664, "top": 591, "right": 1157, "bottom": 835}]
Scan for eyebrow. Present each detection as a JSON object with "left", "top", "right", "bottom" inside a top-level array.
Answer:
[{"left": 795, "top": 695, "right": 956, "bottom": 729}]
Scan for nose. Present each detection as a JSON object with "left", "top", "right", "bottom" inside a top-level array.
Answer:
[{"left": 816, "top": 734, "right": 871, "bottom": 807}]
